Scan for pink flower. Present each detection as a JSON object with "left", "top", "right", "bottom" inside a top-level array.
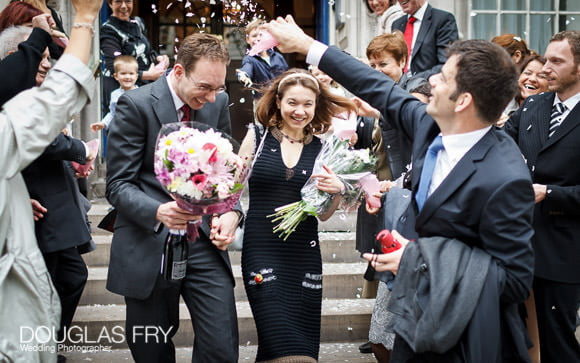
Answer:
[
  {"left": 191, "top": 174, "right": 208, "bottom": 190},
  {"left": 202, "top": 143, "right": 218, "bottom": 163}
]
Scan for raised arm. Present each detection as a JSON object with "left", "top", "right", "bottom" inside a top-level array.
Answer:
[{"left": 1, "top": 0, "right": 101, "bottom": 178}]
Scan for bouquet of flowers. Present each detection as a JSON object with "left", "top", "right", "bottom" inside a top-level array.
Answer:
[
  {"left": 154, "top": 122, "right": 247, "bottom": 242},
  {"left": 268, "top": 133, "right": 377, "bottom": 240}
]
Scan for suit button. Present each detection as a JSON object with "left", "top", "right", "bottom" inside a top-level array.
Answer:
[{"left": 419, "top": 263, "right": 428, "bottom": 272}]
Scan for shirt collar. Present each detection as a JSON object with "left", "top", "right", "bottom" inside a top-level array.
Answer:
[
  {"left": 411, "top": 1, "right": 429, "bottom": 21},
  {"left": 441, "top": 126, "right": 492, "bottom": 163},
  {"left": 554, "top": 92, "right": 580, "bottom": 112},
  {"left": 167, "top": 70, "right": 185, "bottom": 112}
]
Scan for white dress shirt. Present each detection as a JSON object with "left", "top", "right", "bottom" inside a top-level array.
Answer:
[
  {"left": 167, "top": 70, "right": 188, "bottom": 121},
  {"left": 554, "top": 92, "right": 580, "bottom": 124},
  {"left": 428, "top": 126, "right": 492, "bottom": 196},
  {"left": 405, "top": 2, "right": 429, "bottom": 73}
]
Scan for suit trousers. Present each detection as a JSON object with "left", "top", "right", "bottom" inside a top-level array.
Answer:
[
  {"left": 43, "top": 247, "right": 88, "bottom": 341},
  {"left": 533, "top": 276, "right": 580, "bottom": 363},
  {"left": 124, "top": 237, "right": 239, "bottom": 363}
]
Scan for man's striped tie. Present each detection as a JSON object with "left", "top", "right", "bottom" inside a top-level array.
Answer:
[{"left": 548, "top": 102, "right": 566, "bottom": 138}]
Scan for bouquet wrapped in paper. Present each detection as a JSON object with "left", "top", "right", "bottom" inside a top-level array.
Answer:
[
  {"left": 154, "top": 122, "right": 247, "bottom": 242},
  {"left": 269, "top": 133, "right": 377, "bottom": 240}
]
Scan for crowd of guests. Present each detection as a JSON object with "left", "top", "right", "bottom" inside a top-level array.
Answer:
[{"left": 0, "top": 0, "right": 578, "bottom": 362}]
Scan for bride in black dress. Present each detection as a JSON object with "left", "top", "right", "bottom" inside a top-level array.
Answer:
[{"left": 239, "top": 69, "right": 356, "bottom": 362}]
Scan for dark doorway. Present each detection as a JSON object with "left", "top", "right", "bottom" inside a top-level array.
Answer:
[{"left": 137, "top": 0, "right": 318, "bottom": 143}]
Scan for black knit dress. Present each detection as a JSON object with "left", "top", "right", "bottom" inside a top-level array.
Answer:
[{"left": 242, "top": 131, "right": 323, "bottom": 361}]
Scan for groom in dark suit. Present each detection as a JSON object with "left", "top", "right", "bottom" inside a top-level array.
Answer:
[
  {"left": 504, "top": 30, "right": 580, "bottom": 363},
  {"left": 106, "top": 33, "right": 241, "bottom": 362},
  {"left": 391, "top": 0, "right": 458, "bottom": 77},
  {"left": 264, "top": 16, "right": 535, "bottom": 362}
]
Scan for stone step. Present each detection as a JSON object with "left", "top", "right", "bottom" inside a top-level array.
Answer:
[
  {"left": 87, "top": 201, "right": 358, "bottom": 235},
  {"left": 60, "top": 341, "right": 374, "bottom": 362},
  {"left": 68, "top": 299, "right": 374, "bottom": 349},
  {"left": 84, "top": 232, "right": 360, "bottom": 267},
  {"left": 79, "top": 263, "right": 369, "bottom": 306}
]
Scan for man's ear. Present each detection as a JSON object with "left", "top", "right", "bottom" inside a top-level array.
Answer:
[
  {"left": 454, "top": 92, "right": 472, "bottom": 113},
  {"left": 513, "top": 50, "right": 523, "bottom": 64},
  {"left": 173, "top": 63, "right": 185, "bottom": 77}
]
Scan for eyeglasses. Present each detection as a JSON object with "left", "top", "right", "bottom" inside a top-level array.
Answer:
[{"left": 186, "top": 74, "right": 227, "bottom": 94}]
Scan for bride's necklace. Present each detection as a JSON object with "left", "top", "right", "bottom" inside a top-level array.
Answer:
[{"left": 275, "top": 128, "right": 303, "bottom": 144}]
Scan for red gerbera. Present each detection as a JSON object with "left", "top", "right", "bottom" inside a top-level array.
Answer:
[{"left": 202, "top": 143, "right": 218, "bottom": 163}]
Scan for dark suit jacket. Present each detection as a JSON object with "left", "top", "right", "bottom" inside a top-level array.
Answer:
[
  {"left": 318, "top": 46, "right": 535, "bottom": 360},
  {"left": 392, "top": 4, "right": 458, "bottom": 77},
  {"left": 22, "top": 134, "right": 92, "bottom": 253},
  {"left": 504, "top": 92, "right": 580, "bottom": 284},
  {"left": 105, "top": 75, "right": 235, "bottom": 300}
]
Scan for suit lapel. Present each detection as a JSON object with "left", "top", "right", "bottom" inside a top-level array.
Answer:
[
  {"left": 412, "top": 5, "right": 432, "bottom": 58},
  {"left": 542, "top": 99, "right": 580, "bottom": 151},
  {"left": 416, "top": 129, "right": 493, "bottom": 223},
  {"left": 394, "top": 17, "right": 406, "bottom": 33},
  {"left": 151, "top": 76, "right": 179, "bottom": 126},
  {"left": 529, "top": 93, "right": 555, "bottom": 146}
]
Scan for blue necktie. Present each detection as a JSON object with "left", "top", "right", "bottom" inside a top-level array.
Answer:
[{"left": 415, "top": 135, "right": 444, "bottom": 211}]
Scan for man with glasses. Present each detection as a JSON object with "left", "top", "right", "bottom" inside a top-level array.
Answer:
[{"left": 106, "top": 33, "right": 241, "bottom": 362}]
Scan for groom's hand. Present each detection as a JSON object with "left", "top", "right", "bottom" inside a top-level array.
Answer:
[{"left": 262, "top": 15, "right": 314, "bottom": 55}]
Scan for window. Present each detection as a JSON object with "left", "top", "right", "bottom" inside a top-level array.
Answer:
[{"left": 469, "top": 0, "right": 580, "bottom": 54}]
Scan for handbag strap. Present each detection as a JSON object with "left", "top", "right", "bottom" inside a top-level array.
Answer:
[{"left": 251, "top": 125, "right": 268, "bottom": 170}]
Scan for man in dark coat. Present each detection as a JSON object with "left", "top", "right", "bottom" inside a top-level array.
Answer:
[
  {"left": 264, "top": 15, "right": 535, "bottom": 362},
  {"left": 504, "top": 30, "right": 580, "bottom": 363},
  {"left": 391, "top": 0, "right": 458, "bottom": 77},
  {"left": 106, "top": 33, "right": 242, "bottom": 362}
]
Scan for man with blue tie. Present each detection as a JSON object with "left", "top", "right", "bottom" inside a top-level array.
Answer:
[
  {"left": 264, "top": 16, "right": 535, "bottom": 362},
  {"left": 504, "top": 30, "right": 580, "bottom": 363}
]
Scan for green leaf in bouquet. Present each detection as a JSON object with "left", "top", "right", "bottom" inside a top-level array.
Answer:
[{"left": 230, "top": 183, "right": 244, "bottom": 194}]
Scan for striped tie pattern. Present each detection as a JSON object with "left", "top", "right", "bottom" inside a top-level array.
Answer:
[{"left": 548, "top": 102, "right": 566, "bottom": 138}]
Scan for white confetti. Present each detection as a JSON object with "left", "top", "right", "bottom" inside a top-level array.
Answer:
[{"left": 239, "top": 97, "right": 246, "bottom": 103}]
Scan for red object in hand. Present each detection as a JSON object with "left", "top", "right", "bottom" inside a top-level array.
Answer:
[
  {"left": 254, "top": 274, "right": 264, "bottom": 284},
  {"left": 377, "top": 229, "right": 401, "bottom": 253}
]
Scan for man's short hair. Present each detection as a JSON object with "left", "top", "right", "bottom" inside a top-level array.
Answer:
[
  {"left": 0, "top": 25, "right": 32, "bottom": 60},
  {"left": 448, "top": 40, "right": 518, "bottom": 124},
  {"left": 550, "top": 30, "right": 580, "bottom": 66},
  {"left": 175, "top": 33, "right": 230, "bottom": 74},
  {"left": 113, "top": 55, "right": 138, "bottom": 73},
  {"left": 366, "top": 31, "right": 408, "bottom": 64},
  {"left": 245, "top": 18, "right": 265, "bottom": 36}
]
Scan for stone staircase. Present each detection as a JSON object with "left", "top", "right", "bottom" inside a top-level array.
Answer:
[{"left": 64, "top": 200, "right": 375, "bottom": 362}]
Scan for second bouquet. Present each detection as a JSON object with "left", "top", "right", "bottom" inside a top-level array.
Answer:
[{"left": 268, "top": 134, "right": 377, "bottom": 240}]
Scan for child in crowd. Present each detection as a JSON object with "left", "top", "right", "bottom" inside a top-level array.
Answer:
[
  {"left": 90, "top": 55, "right": 138, "bottom": 132},
  {"left": 236, "top": 18, "right": 288, "bottom": 104}
]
